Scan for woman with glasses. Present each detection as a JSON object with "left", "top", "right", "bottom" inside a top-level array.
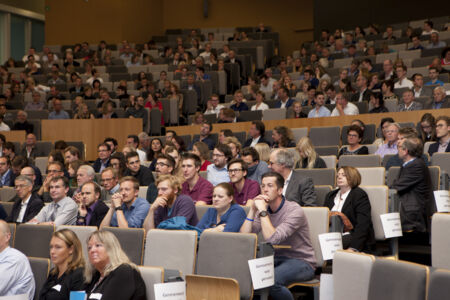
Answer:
[{"left": 338, "top": 125, "right": 369, "bottom": 158}]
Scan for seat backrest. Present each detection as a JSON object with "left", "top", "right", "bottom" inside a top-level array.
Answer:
[
  {"left": 138, "top": 186, "right": 148, "bottom": 199},
  {"left": 294, "top": 168, "right": 336, "bottom": 186},
  {"left": 1, "top": 201, "right": 14, "bottom": 217},
  {"left": 302, "top": 207, "right": 330, "bottom": 267},
  {"left": 138, "top": 266, "right": 164, "bottom": 300},
  {"left": 28, "top": 257, "right": 50, "bottom": 300},
  {"left": 238, "top": 110, "right": 262, "bottom": 121},
  {"left": 314, "top": 185, "right": 333, "bottom": 206},
  {"left": 368, "top": 258, "right": 428, "bottom": 300},
  {"left": 338, "top": 155, "right": 381, "bottom": 168},
  {"left": 309, "top": 126, "right": 341, "bottom": 147},
  {"left": 35, "top": 157, "right": 49, "bottom": 174},
  {"left": 382, "top": 154, "right": 396, "bottom": 167},
  {"left": 57, "top": 225, "right": 97, "bottom": 260},
  {"left": 291, "top": 127, "right": 308, "bottom": 141},
  {"left": 144, "top": 229, "right": 197, "bottom": 278},
  {"left": 262, "top": 108, "right": 286, "bottom": 121},
  {"left": 333, "top": 250, "right": 375, "bottom": 300},
  {"left": 359, "top": 186, "right": 389, "bottom": 241},
  {"left": 103, "top": 227, "right": 145, "bottom": 264},
  {"left": 431, "top": 213, "right": 450, "bottom": 269},
  {"left": 196, "top": 231, "right": 257, "bottom": 300},
  {"left": 428, "top": 268, "right": 450, "bottom": 300},
  {"left": 0, "top": 187, "right": 17, "bottom": 202},
  {"left": 356, "top": 167, "right": 385, "bottom": 185},
  {"left": 14, "top": 224, "right": 54, "bottom": 258},
  {"left": 195, "top": 205, "right": 211, "bottom": 221},
  {"left": 321, "top": 155, "right": 337, "bottom": 169},
  {"left": 431, "top": 153, "right": 450, "bottom": 178},
  {"left": 315, "top": 146, "right": 339, "bottom": 156}
]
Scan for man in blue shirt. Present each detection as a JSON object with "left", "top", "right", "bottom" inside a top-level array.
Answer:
[
  {"left": 100, "top": 176, "right": 150, "bottom": 228},
  {"left": 307, "top": 92, "right": 331, "bottom": 118},
  {"left": 207, "top": 144, "right": 232, "bottom": 186},
  {"left": 425, "top": 67, "right": 444, "bottom": 86},
  {"left": 48, "top": 98, "right": 70, "bottom": 120}
]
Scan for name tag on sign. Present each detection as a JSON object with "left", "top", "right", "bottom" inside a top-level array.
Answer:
[
  {"left": 434, "top": 190, "right": 450, "bottom": 213},
  {"left": 380, "top": 213, "right": 403, "bottom": 238},
  {"left": 318, "top": 232, "right": 343, "bottom": 260},
  {"left": 154, "top": 281, "right": 186, "bottom": 300},
  {"left": 248, "top": 255, "right": 275, "bottom": 290}
]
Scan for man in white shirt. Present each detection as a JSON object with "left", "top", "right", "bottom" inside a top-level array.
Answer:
[
  {"left": 22, "top": 47, "right": 40, "bottom": 62},
  {"left": 259, "top": 74, "right": 273, "bottom": 93},
  {"left": 204, "top": 94, "right": 224, "bottom": 116},
  {"left": 6, "top": 175, "right": 43, "bottom": 223},
  {"left": 264, "top": 68, "right": 277, "bottom": 89},
  {"left": 0, "top": 220, "right": 35, "bottom": 300},
  {"left": 199, "top": 43, "right": 212, "bottom": 64},
  {"left": 0, "top": 114, "right": 10, "bottom": 131},
  {"left": 394, "top": 65, "right": 413, "bottom": 89},
  {"left": 127, "top": 134, "right": 147, "bottom": 163},
  {"left": 331, "top": 93, "right": 359, "bottom": 116},
  {"left": 243, "top": 120, "right": 271, "bottom": 148}
]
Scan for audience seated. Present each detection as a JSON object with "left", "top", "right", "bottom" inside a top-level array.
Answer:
[
  {"left": 295, "top": 137, "right": 327, "bottom": 169},
  {"left": 385, "top": 127, "right": 428, "bottom": 170},
  {"left": 76, "top": 182, "right": 109, "bottom": 227},
  {"left": 307, "top": 91, "right": 331, "bottom": 118},
  {"left": 180, "top": 153, "right": 213, "bottom": 205},
  {"left": 424, "top": 86, "right": 450, "bottom": 109},
  {"left": 369, "top": 91, "right": 389, "bottom": 114},
  {"left": 275, "top": 86, "right": 295, "bottom": 108},
  {"left": 227, "top": 158, "right": 260, "bottom": 206},
  {"left": 101, "top": 167, "right": 120, "bottom": 201},
  {"left": 145, "top": 154, "right": 175, "bottom": 204},
  {"left": 207, "top": 143, "right": 232, "bottom": 186},
  {"left": 0, "top": 156, "right": 14, "bottom": 187},
  {"left": 375, "top": 122, "right": 400, "bottom": 157},
  {"left": 271, "top": 126, "right": 296, "bottom": 148},
  {"left": 428, "top": 115, "right": 450, "bottom": 155},
  {"left": 324, "top": 166, "right": 376, "bottom": 252},
  {"left": 190, "top": 141, "right": 212, "bottom": 171},
  {"left": 123, "top": 151, "right": 154, "bottom": 186},
  {"left": 6, "top": 175, "right": 43, "bottom": 223},
  {"left": 188, "top": 121, "right": 215, "bottom": 150},
  {"left": 398, "top": 89, "right": 423, "bottom": 112},
  {"left": 330, "top": 93, "right": 359, "bottom": 116}
]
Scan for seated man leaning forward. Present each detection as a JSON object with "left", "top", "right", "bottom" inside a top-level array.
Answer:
[
  {"left": 100, "top": 176, "right": 150, "bottom": 228},
  {"left": 144, "top": 174, "right": 198, "bottom": 231},
  {"left": 240, "top": 172, "right": 316, "bottom": 300}
]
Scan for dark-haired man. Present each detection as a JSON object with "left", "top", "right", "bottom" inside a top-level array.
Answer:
[
  {"left": 243, "top": 121, "right": 271, "bottom": 148},
  {"left": 241, "top": 147, "right": 269, "bottom": 184},
  {"left": 180, "top": 153, "right": 213, "bottom": 205},
  {"left": 227, "top": 158, "right": 260, "bottom": 206},
  {"left": 124, "top": 151, "right": 154, "bottom": 186},
  {"left": 188, "top": 121, "right": 215, "bottom": 150},
  {"left": 146, "top": 154, "right": 175, "bottom": 204},
  {"left": 76, "top": 182, "right": 109, "bottom": 227},
  {"left": 92, "top": 143, "right": 111, "bottom": 173},
  {"left": 207, "top": 144, "right": 232, "bottom": 186}
]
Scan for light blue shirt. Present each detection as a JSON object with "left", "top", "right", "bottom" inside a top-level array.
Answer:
[
  {"left": 206, "top": 164, "right": 230, "bottom": 186},
  {"left": 48, "top": 110, "right": 70, "bottom": 120},
  {"left": 425, "top": 80, "right": 444, "bottom": 86},
  {"left": 0, "top": 247, "right": 35, "bottom": 300},
  {"left": 110, "top": 197, "right": 150, "bottom": 228},
  {"left": 308, "top": 106, "right": 331, "bottom": 118}
]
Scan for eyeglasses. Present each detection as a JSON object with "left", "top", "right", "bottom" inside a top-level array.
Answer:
[
  {"left": 156, "top": 162, "right": 169, "bottom": 167},
  {"left": 212, "top": 153, "right": 225, "bottom": 157},
  {"left": 14, "top": 184, "right": 29, "bottom": 189},
  {"left": 347, "top": 134, "right": 359, "bottom": 138},
  {"left": 101, "top": 178, "right": 114, "bottom": 183},
  {"left": 228, "top": 169, "right": 243, "bottom": 174}
]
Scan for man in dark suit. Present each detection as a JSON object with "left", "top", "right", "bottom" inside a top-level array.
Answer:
[
  {"left": 390, "top": 138, "right": 434, "bottom": 239},
  {"left": 350, "top": 74, "right": 371, "bottom": 102},
  {"left": 243, "top": 120, "right": 271, "bottom": 148},
  {"left": 92, "top": 143, "right": 112, "bottom": 173},
  {"left": 274, "top": 86, "right": 295, "bottom": 108},
  {"left": 412, "top": 73, "right": 432, "bottom": 98},
  {"left": 0, "top": 156, "right": 14, "bottom": 187},
  {"left": 268, "top": 148, "right": 317, "bottom": 206},
  {"left": 428, "top": 116, "right": 450, "bottom": 156},
  {"left": 76, "top": 182, "right": 109, "bottom": 227},
  {"left": 19, "top": 133, "right": 45, "bottom": 160},
  {"left": 123, "top": 151, "right": 154, "bottom": 186},
  {"left": 423, "top": 86, "right": 450, "bottom": 110},
  {"left": 6, "top": 175, "right": 44, "bottom": 223}
]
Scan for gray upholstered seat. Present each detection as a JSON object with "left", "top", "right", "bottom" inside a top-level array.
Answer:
[
  {"left": 28, "top": 257, "right": 50, "bottom": 300},
  {"left": 294, "top": 168, "right": 336, "bottom": 186},
  {"left": 428, "top": 269, "right": 450, "bottom": 300},
  {"left": 103, "top": 227, "right": 145, "bottom": 265},
  {"left": 314, "top": 185, "right": 332, "bottom": 206},
  {"left": 356, "top": 167, "right": 386, "bottom": 185},
  {"left": 431, "top": 213, "right": 450, "bottom": 269},
  {"left": 138, "top": 266, "right": 164, "bottom": 300},
  {"left": 338, "top": 154, "right": 381, "bottom": 168},
  {"left": 14, "top": 224, "right": 54, "bottom": 258},
  {"left": 309, "top": 126, "right": 341, "bottom": 147}
]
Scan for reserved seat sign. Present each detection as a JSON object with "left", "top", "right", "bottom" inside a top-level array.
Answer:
[{"left": 248, "top": 255, "right": 275, "bottom": 290}]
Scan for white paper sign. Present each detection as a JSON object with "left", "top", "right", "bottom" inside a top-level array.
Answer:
[
  {"left": 318, "top": 232, "right": 343, "bottom": 260},
  {"left": 380, "top": 213, "right": 403, "bottom": 238},
  {"left": 434, "top": 190, "right": 450, "bottom": 213},
  {"left": 248, "top": 255, "right": 275, "bottom": 290},
  {"left": 154, "top": 282, "right": 186, "bottom": 300},
  {"left": 319, "top": 274, "right": 334, "bottom": 300}
]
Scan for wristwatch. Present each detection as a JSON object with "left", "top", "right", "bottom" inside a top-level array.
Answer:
[
  {"left": 115, "top": 206, "right": 123, "bottom": 211},
  {"left": 259, "top": 210, "right": 269, "bottom": 218}
]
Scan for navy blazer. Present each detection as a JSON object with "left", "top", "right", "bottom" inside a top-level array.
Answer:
[
  {"left": 6, "top": 193, "right": 44, "bottom": 223},
  {"left": 274, "top": 98, "right": 295, "bottom": 108},
  {"left": 92, "top": 158, "right": 111, "bottom": 173},
  {"left": 243, "top": 136, "right": 271, "bottom": 148},
  {"left": 428, "top": 141, "right": 450, "bottom": 156}
]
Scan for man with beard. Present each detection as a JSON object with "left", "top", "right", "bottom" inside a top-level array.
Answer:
[
  {"left": 144, "top": 174, "right": 198, "bottom": 230},
  {"left": 146, "top": 154, "right": 175, "bottom": 203},
  {"left": 241, "top": 147, "right": 269, "bottom": 184},
  {"left": 207, "top": 144, "right": 232, "bottom": 186},
  {"left": 100, "top": 176, "right": 150, "bottom": 228},
  {"left": 227, "top": 158, "right": 260, "bottom": 206}
]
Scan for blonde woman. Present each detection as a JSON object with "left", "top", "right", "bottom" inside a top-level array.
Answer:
[
  {"left": 254, "top": 143, "right": 271, "bottom": 163},
  {"left": 84, "top": 230, "right": 146, "bottom": 299},
  {"left": 223, "top": 136, "right": 242, "bottom": 159},
  {"left": 295, "top": 137, "right": 327, "bottom": 169},
  {"left": 39, "top": 229, "right": 85, "bottom": 300}
]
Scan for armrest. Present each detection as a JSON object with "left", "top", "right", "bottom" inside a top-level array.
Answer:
[{"left": 388, "top": 189, "right": 399, "bottom": 213}]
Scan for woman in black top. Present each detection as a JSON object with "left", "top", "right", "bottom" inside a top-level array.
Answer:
[
  {"left": 369, "top": 91, "right": 389, "bottom": 114},
  {"left": 39, "top": 229, "right": 85, "bottom": 300},
  {"left": 295, "top": 137, "right": 327, "bottom": 169},
  {"left": 338, "top": 125, "right": 369, "bottom": 158},
  {"left": 271, "top": 126, "right": 296, "bottom": 148},
  {"left": 85, "top": 230, "right": 146, "bottom": 300}
]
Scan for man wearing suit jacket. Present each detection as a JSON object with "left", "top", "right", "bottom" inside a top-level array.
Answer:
[
  {"left": 428, "top": 116, "right": 450, "bottom": 156},
  {"left": 6, "top": 175, "right": 44, "bottom": 223},
  {"left": 243, "top": 120, "right": 271, "bottom": 148},
  {"left": 92, "top": 143, "right": 111, "bottom": 173},
  {"left": 274, "top": 87, "right": 294, "bottom": 109},
  {"left": 19, "top": 133, "right": 45, "bottom": 160},
  {"left": 76, "top": 182, "right": 109, "bottom": 227},
  {"left": 268, "top": 148, "right": 317, "bottom": 206},
  {"left": 423, "top": 86, "right": 450, "bottom": 110},
  {"left": 412, "top": 73, "right": 432, "bottom": 98},
  {"left": 350, "top": 74, "right": 371, "bottom": 102},
  {"left": 0, "top": 156, "right": 14, "bottom": 187},
  {"left": 391, "top": 138, "right": 434, "bottom": 237}
]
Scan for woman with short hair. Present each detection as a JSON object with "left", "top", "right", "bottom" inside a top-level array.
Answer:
[
  {"left": 84, "top": 230, "right": 146, "bottom": 300},
  {"left": 338, "top": 125, "right": 369, "bottom": 158}
]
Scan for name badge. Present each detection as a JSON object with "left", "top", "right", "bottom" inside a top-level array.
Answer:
[
  {"left": 89, "top": 293, "right": 103, "bottom": 300},
  {"left": 52, "top": 284, "right": 62, "bottom": 292}
]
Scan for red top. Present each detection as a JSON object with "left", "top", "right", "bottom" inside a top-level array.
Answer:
[{"left": 200, "top": 160, "right": 212, "bottom": 171}]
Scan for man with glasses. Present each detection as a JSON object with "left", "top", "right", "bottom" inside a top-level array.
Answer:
[
  {"left": 180, "top": 153, "right": 213, "bottom": 205},
  {"left": 101, "top": 167, "right": 120, "bottom": 201},
  {"left": 124, "top": 151, "right": 154, "bottom": 186},
  {"left": 375, "top": 123, "right": 400, "bottom": 158},
  {"left": 227, "top": 158, "right": 260, "bottom": 206},
  {"left": 0, "top": 156, "right": 14, "bottom": 187},
  {"left": 92, "top": 143, "right": 111, "bottom": 173},
  {"left": 20, "top": 166, "right": 41, "bottom": 193},
  {"left": 76, "top": 182, "right": 108, "bottom": 227},
  {"left": 268, "top": 149, "right": 316, "bottom": 206},
  {"left": 428, "top": 116, "right": 450, "bottom": 156},
  {"left": 6, "top": 175, "right": 43, "bottom": 223},
  {"left": 37, "top": 161, "right": 65, "bottom": 202},
  {"left": 146, "top": 154, "right": 175, "bottom": 204},
  {"left": 207, "top": 144, "right": 232, "bottom": 186},
  {"left": 204, "top": 94, "right": 224, "bottom": 116},
  {"left": 73, "top": 165, "right": 96, "bottom": 203},
  {"left": 29, "top": 176, "right": 78, "bottom": 225}
]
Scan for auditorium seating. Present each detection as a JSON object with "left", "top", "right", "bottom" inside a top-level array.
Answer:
[
  {"left": 102, "top": 227, "right": 145, "bottom": 265},
  {"left": 138, "top": 266, "right": 164, "bottom": 300},
  {"left": 28, "top": 257, "right": 50, "bottom": 300},
  {"left": 431, "top": 213, "right": 450, "bottom": 270},
  {"left": 14, "top": 224, "right": 54, "bottom": 259}
]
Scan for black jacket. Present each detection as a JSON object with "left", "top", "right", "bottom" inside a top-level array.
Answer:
[
  {"left": 76, "top": 200, "right": 109, "bottom": 227},
  {"left": 324, "top": 187, "right": 376, "bottom": 252},
  {"left": 92, "top": 158, "right": 111, "bottom": 173},
  {"left": 39, "top": 267, "right": 84, "bottom": 300},
  {"left": 6, "top": 193, "right": 44, "bottom": 223},
  {"left": 428, "top": 140, "right": 450, "bottom": 156},
  {"left": 124, "top": 166, "right": 154, "bottom": 186},
  {"left": 243, "top": 136, "right": 271, "bottom": 148}
]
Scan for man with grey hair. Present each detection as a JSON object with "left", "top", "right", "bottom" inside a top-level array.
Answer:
[
  {"left": 138, "top": 132, "right": 151, "bottom": 153},
  {"left": 6, "top": 175, "right": 43, "bottom": 223},
  {"left": 390, "top": 138, "right": 434, "bottom": 240},
  {"left": 375, "top": 123, "right": 400, "bottom": 158},
  {"left": 268, "top": 149, "right": 316, "bottom": 206},
  {"left": 0, "top": 220, "right": 35, "bottom": 300},
  {"left": 424, "top": 86, "right": 450, "bottom": 109}
]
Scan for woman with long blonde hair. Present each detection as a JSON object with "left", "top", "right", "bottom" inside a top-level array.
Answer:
[{"left": 295, "top": 137, "right": 327, "bottom": 169}]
